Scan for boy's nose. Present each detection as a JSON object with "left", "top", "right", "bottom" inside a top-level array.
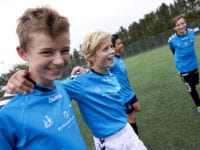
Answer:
[{"left": 53, "top": 53, "right": 65, "bottom": 64}]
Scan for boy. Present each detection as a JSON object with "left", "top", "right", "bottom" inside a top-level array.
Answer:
[
  {"left": 0, "top": 6, "right": 87, "bottom": 149},
  {"left": 6, "top": 31, "right": 147, "bottom": 150},
  {"left": 168, "top": 14, "right": 200, "bottom": 113},
  {"left": 110, "top": 34, "right": 141, "bottom": 134}
]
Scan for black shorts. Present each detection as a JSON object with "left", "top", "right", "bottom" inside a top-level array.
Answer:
[
  {"left": 124, "top": 95, "right": 138, "bottom": 114},
  {"left": 180, "top": 68, "right": 199, "bottom": 86}
]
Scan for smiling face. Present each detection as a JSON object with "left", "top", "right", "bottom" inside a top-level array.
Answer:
[
  {"left": 173, "top": 17, "right": 187, "bottom": 35},
  {"left": 17, "top": 32, "right": 70, "bottom": 87},
  {"left": 90, "top": 37, "right": 114, "bottom": 74}
]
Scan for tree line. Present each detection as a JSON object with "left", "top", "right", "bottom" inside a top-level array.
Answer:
[{"left": 118, "top": 0, "right": 200, "bottom": 46}]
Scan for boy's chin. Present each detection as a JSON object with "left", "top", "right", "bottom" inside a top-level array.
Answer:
[
  {"left": 50, "top": 74, "right": 63, "bottom": 80},
  {"left": 108, "top": 64, "right": 114, "bottom": 68}
]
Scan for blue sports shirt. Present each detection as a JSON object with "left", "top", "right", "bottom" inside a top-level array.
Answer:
[
  {"left": 0, "top": 81, "right": 86, "bottom": 150},
  {"left": 62, "top": 69, "right": 128, "bottom": 138},
  {"left": 168, "top": 29, "right": 198, "bottom": 73},
  {"left": 109, "top": 56, "right": 135, "bottom": 103}
]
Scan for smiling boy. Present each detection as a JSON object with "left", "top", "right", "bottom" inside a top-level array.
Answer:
[{"left": 168, "top": 14, "right": 200, "bottom": 113}]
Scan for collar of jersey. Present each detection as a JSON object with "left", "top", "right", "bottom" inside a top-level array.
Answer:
[
  {"left": 115, "top": 55, "right": 121, "bottom": 58},
  {"left": 26, "top": 77, "right": 53, "bottom": 92},
  {"left": 90, "top": 68, "right": 109, "bottom": 76}
]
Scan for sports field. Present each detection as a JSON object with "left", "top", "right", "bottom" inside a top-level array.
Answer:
[{"left": 73, "top": 35, "right": 200, "bottom": 150}]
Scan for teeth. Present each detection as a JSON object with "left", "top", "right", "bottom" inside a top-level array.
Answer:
[{"left": 50, "top": 68, "right": 59, "bottom": 72}]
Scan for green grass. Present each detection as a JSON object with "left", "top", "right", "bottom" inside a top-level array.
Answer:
[{"left": 73, "top": 35, "right": 200, "bottom": 150}]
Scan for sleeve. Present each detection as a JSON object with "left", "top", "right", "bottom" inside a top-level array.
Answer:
[
  {"left": 0, "top": 115, "right": 15, "bottom": 150},
  {"left": 61, "top": 77, "right": 82, "bottom": 101}
]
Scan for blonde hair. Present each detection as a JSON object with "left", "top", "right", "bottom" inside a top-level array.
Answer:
[{"left": 81, "top": 31, "right": 111, "bottom": 63}]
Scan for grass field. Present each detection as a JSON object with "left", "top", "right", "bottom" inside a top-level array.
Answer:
[{"left": 73, "top": 35, "right": 200, "bottom": 150}]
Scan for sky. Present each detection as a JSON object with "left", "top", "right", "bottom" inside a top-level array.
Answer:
[{"left": 0, "top": 0, "right": 174, "bottom": 75}]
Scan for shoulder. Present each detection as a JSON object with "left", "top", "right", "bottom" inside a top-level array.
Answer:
[
  {"left": 0, "top": 95, "right": 16, "bottom": 108},
  {"left": 108, "top": 71, "right": 117, "bottom": 78},
  {"left": 0, "top": 94, "right": 25, "bottom": 122},
  {"left": 0, "top": 92, "right": 34, "bottom": 111},
  {"left": 187, "top": 28, "right": 195, "bottom": 35},
  {"left": 168, "top": 33, "right": 177, "bottom": 43},
  {"left": 188, "top": 28, "right": 194, "bottom": 32}
]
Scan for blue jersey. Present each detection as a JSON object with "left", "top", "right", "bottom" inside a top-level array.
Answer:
[
  {"left": 109, "top": 56, "right": 135, "bottom": 103},
  {"left": 0, "top": 81, "right": 86, "bottom": 150},
  {"left": 168, "top": 29, "right": 198, "bottom": 73},
  {"left": 62, "top": 69, "right": 128, "bottom": 138}
]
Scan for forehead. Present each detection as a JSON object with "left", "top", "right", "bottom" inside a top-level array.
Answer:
[
  {"left": 100, "top": 37, "right": 111, "bottom": 46},
  {"left": 30, "top": 32, "right": 70, "bottom": 48},
  {"left": 116, "top": 38, "right": 122, "bottom": 43},
  {"left": 175, "top": 18, "right": 185, "bottom": 25}
]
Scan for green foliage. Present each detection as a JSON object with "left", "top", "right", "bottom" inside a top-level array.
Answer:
[
  {"left": 118, "top": 0, "right": 200, "bottom": 46},
  {"left": 0, "top": 91, "right": 4, "bottom": 97},
  {"left": 0, "top": 63, "right": 28, "bottom": 86}
]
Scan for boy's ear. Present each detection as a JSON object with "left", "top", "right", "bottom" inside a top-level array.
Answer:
[{"left": 16, "top": 46, "right": 28, "bottom": 61}]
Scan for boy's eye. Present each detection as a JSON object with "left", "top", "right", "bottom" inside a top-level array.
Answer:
[
  {"left": 61, "top": 48, "right": 70, "bottom": 54},
  {"left": 41, "top": 51, "right": 52, "bottom": 55}
]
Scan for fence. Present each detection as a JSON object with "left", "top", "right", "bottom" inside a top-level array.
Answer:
[{"left": 122, "top": 19, "right": 200, "bottom": 58}]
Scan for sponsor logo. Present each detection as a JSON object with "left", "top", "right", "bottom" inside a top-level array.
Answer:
[
  {"left": 43, "top": 115, "right": 53, "bottom": 128},
  {"left": 49, "top": 93, "right": 62, "bottom": 103}
]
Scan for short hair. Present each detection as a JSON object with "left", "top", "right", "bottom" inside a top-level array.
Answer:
[
  {"left": 171, "top": 14, "right": 186, "bottom": 27},
  {"left": 111, "top": 34, "right": 119, "bottom": 47},
  {"left": 81, "top": 31, "right": 111, "bottom": 63},
  {"left": 16, "top": 6, "right": 70, "bottom": 50}
]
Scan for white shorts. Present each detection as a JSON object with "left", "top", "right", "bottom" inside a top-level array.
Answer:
[{"left": 93, "top": 123, "right": 147, "bottom": 150}]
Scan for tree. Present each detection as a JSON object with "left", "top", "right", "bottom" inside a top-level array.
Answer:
[
  {"left": 0, "top": 63, "right": 28, "bottom": 86},
  {"left": 0, "top": 63, "right": 28, "bottom": 97},
  {"left": 155, "top": 3, "right": 171, "bottom": 33}
]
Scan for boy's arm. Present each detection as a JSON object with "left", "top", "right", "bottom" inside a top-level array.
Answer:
[
  {"left": 6, "top": 70, "right": 34, "bottom": 95},
  {"left": 170, "top": 48, "right": 175, "bottom": 55},
  {"left": 70, "top": 66, "right": 88, "bottom": 78},
  {"left": 5, "top": 67, "right": 88, "bottom": 94}
]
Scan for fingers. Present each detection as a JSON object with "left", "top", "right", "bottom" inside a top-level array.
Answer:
[
  {"left": 6, "top": 70, "right": 34, "bottom": 95},
  {"left": 79, "top": 67, "right": 88, "bottom": 73},
  {"left": 71, "top": 66, "right": 81, "bottom": 76},
  {"left": 71, "top": 66, "right": 88, "bottom": 77}
]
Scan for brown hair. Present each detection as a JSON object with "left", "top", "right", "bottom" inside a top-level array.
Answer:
[
  {"left": 171, "top": 14, "right": 186, "bottom": 27},
  {"left": 16, "top": 6, "right": 70, "bottom": 50}
]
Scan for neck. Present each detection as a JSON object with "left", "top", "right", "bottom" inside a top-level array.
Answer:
[
  {"left": 115, "top": 52, "right": 121, "bottom": 56},
  {"left": 90, "top": 67, "right": 108, "bottom": 75},
  {"left": 28, "top": 74, "right": 54, "bottom": 88}
]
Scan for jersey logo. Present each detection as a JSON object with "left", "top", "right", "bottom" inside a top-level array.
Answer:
[
  {"left": 43, "top": 115, "right": 53, "bottom": 128},
  {"left": 49, "top": 93, "right": 62, "bottom": 103}
]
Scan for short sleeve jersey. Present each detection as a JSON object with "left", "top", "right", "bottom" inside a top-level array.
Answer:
[
  {"left": 62, "top": 69, "right": 127, "bottom": 138},
  {"left": 168, "top": 29, "right": 198, "bottom": 73}
]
